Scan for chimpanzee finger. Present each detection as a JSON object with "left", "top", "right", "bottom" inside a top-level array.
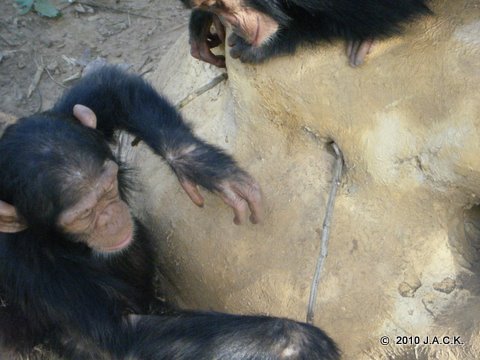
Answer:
[
  {"left": 231, "top": 179, "right": 263, "bottom": 224},
  {"left": 346, "top": 40, "right": 355, "bottom": 59},
  {"left": 229, "top": 34, "right": 252, "bottom": 60},
  {"left": 352, "top": 39, "right": 374, "bottom": 67},
  {"left": 218, "top": 186, "right": 249, "bottom": 225},
  {"left": 230, "top": 45, "right": 242, "bottom": 59},
  {"left": 199, "top": 44, "right": 226, "bottom": 67},
  {"left": 190, "top": 40, "right": 226, "bottom": 67},
  {"left": 227, "top": 33, "right": 239, "bottom": 47},
  {"left": 232, "top": 200, "right": 249, "bottom": 225},
  {"left": 347, "top": 40, "right": 359, "bottom": 66},
  {"left": 212, "top": 15, "right": 226, "bottom": 42},
  {"left": 246, "top": 186, "right": 263, "bottom": 224},
  {"left": 179, "top": 179, "right": 205, "bottom": 208},
  {"left": 190, "top": 41, "right": 202, "bottom": 59},
  {"left": 207, "top": 33, "right": 222, "bottom": 48}
]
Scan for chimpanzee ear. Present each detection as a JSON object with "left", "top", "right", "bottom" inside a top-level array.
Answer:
[
  {"left": 73, "top": 104, "right": 97, "bottom": 129},
  {"left": 0, "top": 200, "right": 27, "bottom": 233}
]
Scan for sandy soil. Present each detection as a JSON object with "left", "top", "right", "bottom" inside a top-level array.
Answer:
[{"left": 0, "top": 0, "right": 189, "bottom": 117}]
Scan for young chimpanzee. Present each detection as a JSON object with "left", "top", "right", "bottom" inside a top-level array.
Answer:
[
  {"left": 0, "top": 66, "right": 339, "bottom": 359},
  {"left": 181, "top": 0, "right": 431, "bottom": 67}
]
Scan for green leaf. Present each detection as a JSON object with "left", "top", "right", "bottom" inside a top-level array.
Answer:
[
  {"left": 15, "top": 0, "right": 34, "bottom": 7},
  {"left": 33, "top": 0, "right": 60, "bottom": 18},
  {"left": 15, "top": 0, "right": 34, "bottom": 14}
]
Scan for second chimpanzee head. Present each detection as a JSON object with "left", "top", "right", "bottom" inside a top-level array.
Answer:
[{"left": 0, "top": 106, "right": 135, "bottom": 254}]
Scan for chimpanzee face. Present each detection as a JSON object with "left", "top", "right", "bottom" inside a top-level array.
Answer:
[
  {"left": 57, "top": 160, "right": 134, "bottom": 254},
  {"left": 0, "top": 106, "right": 135, "bottom": 254},
  {"left": 190, "top": 0, "right": 279, "bottom": 47}
]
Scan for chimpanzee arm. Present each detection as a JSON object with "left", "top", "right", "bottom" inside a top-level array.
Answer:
[
  {"left": 52, "top": 66, "right": 203, "bottom": 151},
  {"left": 53, "top": 66, "right": 262, "bottom": 224},
  {"left": 125, "top": 312, "right": 340, "bottom": 359}
]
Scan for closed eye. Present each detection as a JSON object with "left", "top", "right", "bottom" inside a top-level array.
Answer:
[{"left": 78, "top": 208, "right": 93, "bottom": 220}]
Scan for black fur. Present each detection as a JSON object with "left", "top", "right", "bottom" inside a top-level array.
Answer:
[
  {"left": 186, "top": 0, "right": 431, "bottom": 63},
  {"left": 51, "top": 66, "right": 246, "bottom": 192},
  {"left": 0, "top": 66, "right": 339, "bottom": 359}
]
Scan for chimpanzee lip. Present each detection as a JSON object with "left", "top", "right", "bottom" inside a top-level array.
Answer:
[
  {"left": 101, "top": 230, "right": 134, "bottom": 252},
  {"left": 252, "top": 15, "right": 260, "bottom": 46}
]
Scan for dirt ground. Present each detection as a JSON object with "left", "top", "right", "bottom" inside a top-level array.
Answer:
[{"left": 0, "top": 0, "right": 189, "bottom": 118}]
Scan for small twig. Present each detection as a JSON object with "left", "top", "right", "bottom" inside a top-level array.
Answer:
[
  {"left": 306, "top": 142, "right": 343, "bottom": 324},
  {"left": 137, "top": 55, "right": 152, "bottom": 73},
  {"left": 34, "top": 87, "right": 43, "bottom": 113},
  {"left": 58, "top": 2, "right": 75, "bottom": 11},
  {"left": 0, "top": 34, "right": 15, "bottom": 46},
  {"left": 164, "top": 22, "right": 189, "bottom": 35},
  {"left": 45, "top": 68, "right": 68, "bottom": 89},
  {"left": 27, "top": 60, "right": 45, "bottom": 99},
  {"left": 77, "top": 1, "right": 164, "bottom": 20},
  {"left": 63, "top": 72, "right": 82, "bottom": 84},
  {"left": 0, "top": 22, "right": 27, "bottom": 46},
  {"left": 139, "top": 67, "right": 154, "bottom": 77},
  {"left": 421, "top": 298, "right": 435, "bottom": 318},
  {"left": 176, "top": 73, "right": 228, "bottom": 110},
  {"left": 0, "top": 50, "right": 17, "bottom": 63},
  {"left": 62, "top": 55, "right": 78, "bottom": 67}
]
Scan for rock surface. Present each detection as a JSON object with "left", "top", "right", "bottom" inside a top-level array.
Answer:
[{"left": 127, "top": 0, "right": 479, "bottom": 358}]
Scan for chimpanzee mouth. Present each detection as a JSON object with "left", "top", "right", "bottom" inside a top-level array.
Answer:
[
  {"left": 237, "top": 15, "right": 260, "bottom": 46},
  {"left": 102, "top": 230, "right": 134, "bottom": 253},
  {"left": 252, "top": 15, "right": 261, "bottom": 46}
]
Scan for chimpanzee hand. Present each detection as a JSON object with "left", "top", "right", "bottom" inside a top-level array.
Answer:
[
  {"left": 347, "top": 39, "right": 375, "bottom": 67},
  {"left": 228, "top": 33, "right": 271, "bottom": 64},
  {"left": 189, "top": 10, "right": 226, "bottom": 68},
  {"left": 178, "top": 171, "right": 263, "bottom": 225},
  {"left": 72, "top": 104, "right": 263, "bottom": 226}
]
